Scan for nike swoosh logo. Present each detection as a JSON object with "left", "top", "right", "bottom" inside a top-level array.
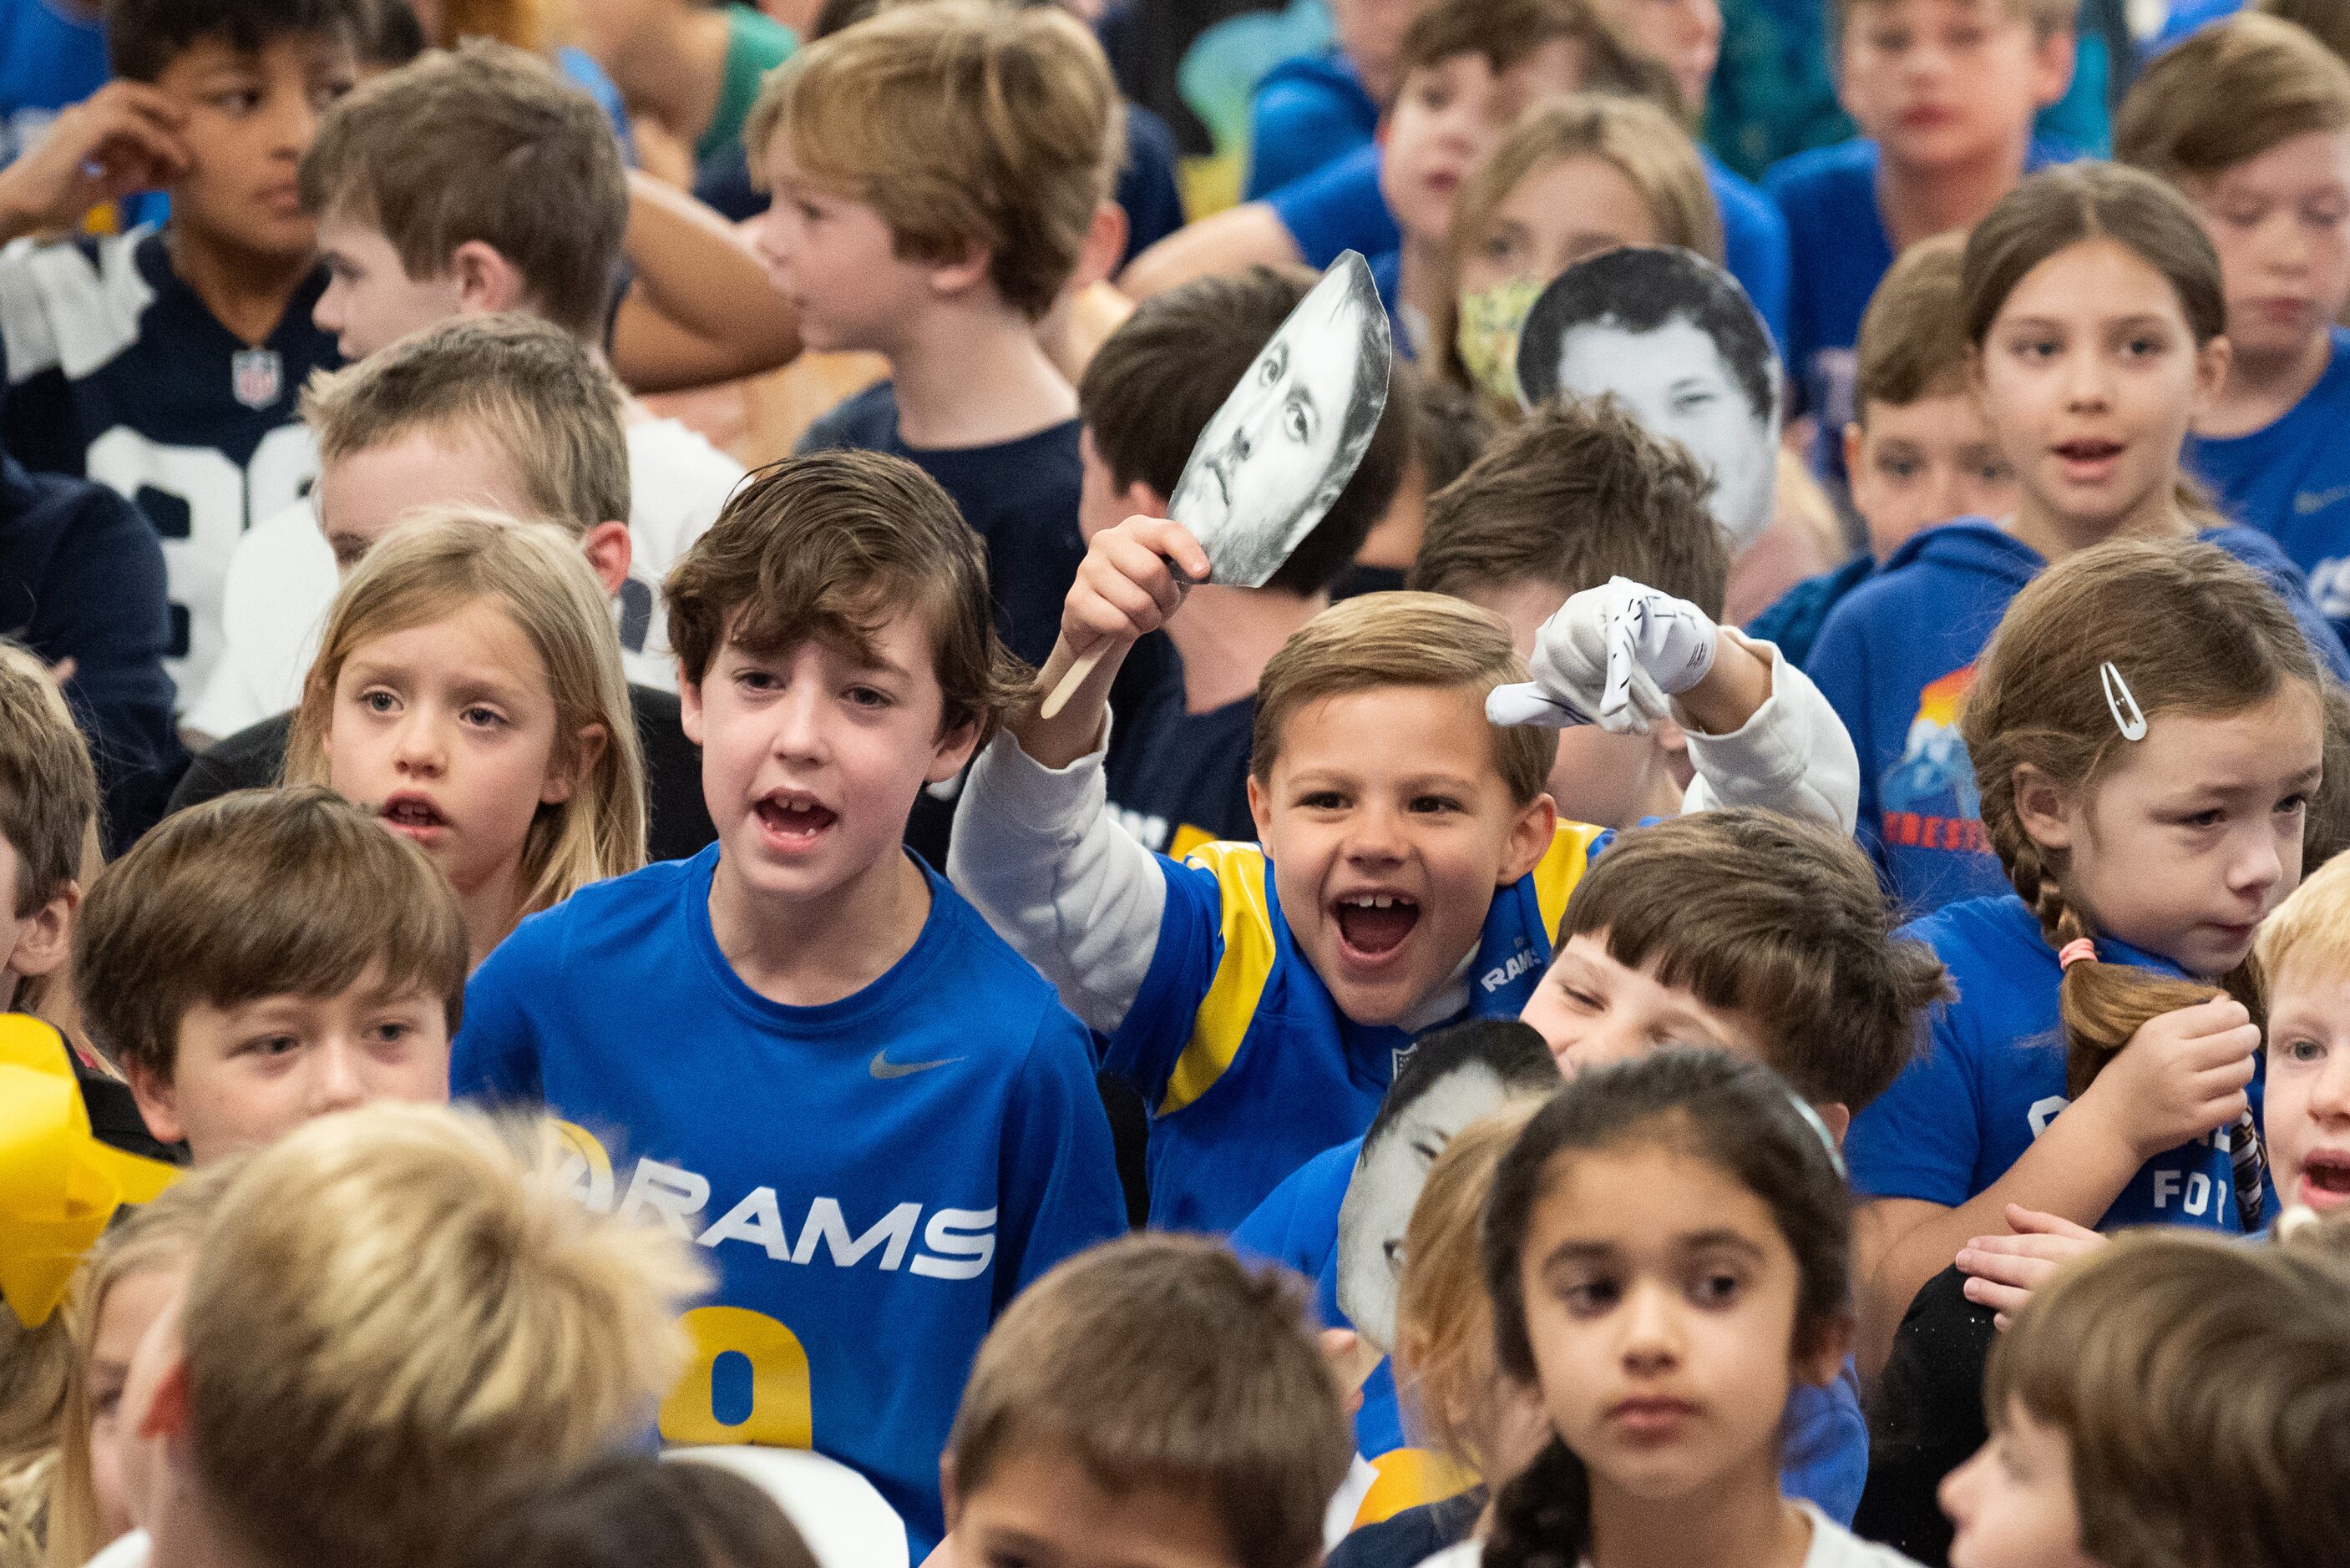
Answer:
[
  {"left": 869, "top": 1050, "right": 962, "bottom": 1080},
  {"left": 2297, "top": 485, "right": 2350, "bottom": 516}
]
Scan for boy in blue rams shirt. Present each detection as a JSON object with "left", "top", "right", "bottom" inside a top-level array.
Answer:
[
  {"left": 2120, "top": 16, "right": 2350, "bottom": 644},
  {"left": 0, "top": 0, "right": 359, "bottom": 701},
  {"left": 452, "top": 451, "right": 1127, "bottom": 1561},
  {"left": 1765, "top": 0, "right": 2074, "bottom": 451},
  {"left": 1235, "top": 812, "right": 1947, "bottom": 1528},
  {"left": 951, "top": 524, "right": 1861, "bottom": 1233}
]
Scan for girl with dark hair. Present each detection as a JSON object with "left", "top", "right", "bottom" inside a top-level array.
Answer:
[{"left": 1455, "top": 1050, "right": 1919, "bottom": 1568}]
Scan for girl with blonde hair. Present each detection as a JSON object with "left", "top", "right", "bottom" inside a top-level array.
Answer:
[{"left": 285, "top": 508, "right": 646, "bottom": 967}]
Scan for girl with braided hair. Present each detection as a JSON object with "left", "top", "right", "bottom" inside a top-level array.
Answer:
[{"left": 1842, "top": 536, "right": 2327, "bottom": 1375}]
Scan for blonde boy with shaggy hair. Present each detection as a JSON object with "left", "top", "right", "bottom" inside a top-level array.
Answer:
[
  {"left": 106, "top": 1103, "right": 706, "bottom": 1568},
  {"left": 2120, "top": 13, "right": 2350, "bottom": 640},
  {"left": 167, "top": 316, "right": 716, "bottom": 862},
  {"left": 189, "top": 41, "right": 747, "bottom": 741},
  {"left": 953, "top": 524, "right": 1861, "bottom": 1232},
  {"left": 753, "top": 1, "right": 1124, "bottom": 687}
]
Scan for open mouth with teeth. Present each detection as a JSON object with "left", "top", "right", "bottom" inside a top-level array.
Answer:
[
  {"left": 1334, "top": 893, "right": 1420, "bottom": 959},
  {"left": 381, "top": 797, "right": 446, "bottom": 833},
  {"left": 756, "top": 797, "right": 838, "bottom": 840},
  {"left": 2300, "top": 1151, "right": 2350, "bottom": 1209},
  {"left": 2054, "top": 439, "right": 2124, "bottom": 466}
]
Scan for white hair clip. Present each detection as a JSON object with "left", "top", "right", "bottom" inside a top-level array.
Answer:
[{"left": 2101, "top": 661, "right": 2148, "bottom": 741}]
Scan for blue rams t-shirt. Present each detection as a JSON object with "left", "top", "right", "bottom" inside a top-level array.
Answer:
[
  {"left": 452, "top": 847, "right": 1128, "bottom": 1560},
  {"left": 1845, "top": 895, "right": 2256, "bottom": 1232},
  {"left": 1269, "top": 142, "right": 1794, "bottom": 352},
  {"left": 1765, "top": 137, "right": 2074, "bottom": 434},
  {"left": 1806, "top": 517, "right": 2348, "bottom": 918},
  {"left": 1247, "top": 51, "right": 1380, "bottom": 201},
  {"left": 0, "top": 226, "right": 335, "bottom": 699},
  {"left": 2187, "top": 326, "right": 2350, "bottom": 645},
  {"left": 1113, "top": 826, "right": 1607, "bottom": 1233},
  {"left": 1232, "top": 1140, "right": 1870, "bottom": 1524}
]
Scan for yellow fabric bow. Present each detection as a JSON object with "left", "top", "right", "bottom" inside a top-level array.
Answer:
[{"left": 0, "top": 1016, "right": 178, "bottom": 1328}]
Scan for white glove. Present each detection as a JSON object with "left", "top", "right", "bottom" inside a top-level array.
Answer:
[{"left": 1485, "top": 577, "right": 1720, "bottom": 735}]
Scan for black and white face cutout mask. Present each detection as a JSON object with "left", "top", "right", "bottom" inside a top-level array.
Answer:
[
  {"left": 1172, "top": 250, "right": 1394, "bottom": 587},
  {"left": 1517, "top": 245, "right": 1783, "bottom": 554}
]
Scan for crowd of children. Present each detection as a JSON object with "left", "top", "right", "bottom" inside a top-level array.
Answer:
[{"left": 8, "top": 0, "right": 2350, "bottom": 1565}]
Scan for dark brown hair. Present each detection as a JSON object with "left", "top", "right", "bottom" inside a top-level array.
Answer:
[
  {"left": 948, "top": 1233, "right": 1351, "bottom": 1568},
  {"left": 1411, "top": 395, "right": 1728, "bottom": 617},
  {"left": 300, "top": 40, "right": 625, "bottom": 342},
  {"left": 454, "top": 1455, "right": 818, "bottom": 1568},
  {"left": 1079, "top": 267, "right": 1412, "bottom": 598},
  {"left": 1398, "top": 0, "right": 1674, "bottom": 106},
  {"left": 1988, "top": 1229, "right": 2350, "bottom": 1568},
  {"left": 2261, "top": 0, "right": 2350, "bottom": 64},
  {"left": 1482, "top": 1050, "right": 1851, "bottom": 1568},
  {"left": 2116, "top": 13, "right": 2350, "bottom": 186},
  {"left": 1963, "top": 539, "right": 2323, "bottom": 1098},
  {"left": 1856, "top": 233, "right": 1972, "bottom": 415},
  {"left": 665, "top": 450, "right": 1027, "bottom": 743},
  {"left": 73, "top": 787, "right": 468, "bottom": 1082},
  {"left": 0, "top": 655, "right": 96, "bottom": 918},
  {"left": 1564, "top": 810, "right": 1951, "bottom": 1111}
]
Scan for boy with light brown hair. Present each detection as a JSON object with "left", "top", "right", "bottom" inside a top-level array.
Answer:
[
  {"left": 1411, "top": 396, "right": 1728, "bottom": 831},
  {"left": 0, "top": 656, "right": 97, "bottom": 1022},
  {"left": 951, "top": 498, "right": 1861, "bottom": 1231},
  {"left": 1765, "top": 0, "right": 2077, "bottom": 453},
  {"left": 111, "top": 1102, "right": 705, "bottom": 1568},
  {"left": 755, "top": 1, "right": 1121, "bottom": 680},
  {"left": 942, "top": 1233, "right": 1352, "bottom": 1568},
  {"left": 166, "top": 314, "right": 716, "bottom": 862},
  {"left": 2120, "top": 13, "right": 2350, "bottom": 643},
  {"left": 191, "top": 40, "right": 747, "bottom": 740},
  {"left": 76, "top": 787, "right": 467, "bottom": 1165},
  {"left": 1747, "top": 234, "right": 2019, "bottom": 667}
]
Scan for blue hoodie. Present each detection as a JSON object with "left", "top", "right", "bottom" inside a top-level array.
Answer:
[{"left": 1806, "top": 518, "right": 2350, "bottom": 918}]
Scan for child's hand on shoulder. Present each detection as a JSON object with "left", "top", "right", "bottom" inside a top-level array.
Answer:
[
  {"left": 1487, "top": 577, "right": 1720, "bottom": 735},
  {"left": 1957, "top": 1204, "right": 2104, "bottom": 1328},
  {"left": 2080, "top": 994, "right": 2260, "bottom": 1162},
  {"left": 1063, "top": 515, "right": 1210, "bottom": 654}
]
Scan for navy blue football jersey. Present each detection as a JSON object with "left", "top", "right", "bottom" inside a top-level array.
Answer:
[{"left": 0, "top": 225, "right": 337, "bottom": 699}]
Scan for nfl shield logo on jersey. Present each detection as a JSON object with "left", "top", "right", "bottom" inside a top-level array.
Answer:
[{"left": 230, "top": 347, "right": 282, "bottom": 411}]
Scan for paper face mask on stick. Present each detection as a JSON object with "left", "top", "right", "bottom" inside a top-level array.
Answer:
[
  {"left": 1037, "top": 251, "right": 1394, "bottom": 719},
  {"left": 1515, "top": 246, "right": 1782, "bottom": 552}
]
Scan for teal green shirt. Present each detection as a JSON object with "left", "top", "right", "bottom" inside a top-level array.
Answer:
[{"left": 696, "top": 5, "right": 796, "bottom": 168}]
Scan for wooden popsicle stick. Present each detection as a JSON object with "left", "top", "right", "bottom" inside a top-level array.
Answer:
[{"left": 1037, "top": 644, "right": 1107, "bottom": 721}]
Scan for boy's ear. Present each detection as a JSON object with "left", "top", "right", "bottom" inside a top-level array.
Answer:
[
  {"left": 138, "top": 1353, "right": 193, "bottom": 1441},
  {"left": 1841, "top": 422, "right": 1865, "bottom": 485},
  {"left": 929, "top": 716, "right": 984, "bottom": 783},
  {"left": 679, "top": 677, "right": 707, "bottom": 747},
  {"left": 1123, "top": 480, "right": 1170, "bottom": 521},
  {"left": 2010, "top": 761, "right": 2075, "bottom": 852},
  {"left": 926, "top": 240, "right": 996, "bottom": 301},
  {"left": 579, "top": 522, "right": 634, "bottom": 599},
  {"left": 1247, "top": 771, "right": 1275, "bottom": 846},
  {"left": 2029, "top": 24, "right": 2078, "bottom": 109},
  {"left": 1068, "top": 200, "right": 1129, "bottom": 294},
  {"left": 1817, "top": 1100, "right": 1851, "bottom": 1146},
  {"left": 938, "top": 1453, "right": 960, "bottom": 1533},
  {"left": 448, "top": 239, "right": 531, "bottom": 318},
  {"left": 124, "top": 1061, "right": 185, "bottom": 1149},
  {"left": 11, "top": 883, "right": 77, "bottom": 978},
  {"left": 1500, "top": 791, "right": 1559, "bottom": 885},
  {"left": 543, "top": 722, "right": 610, "bottom": 807}
]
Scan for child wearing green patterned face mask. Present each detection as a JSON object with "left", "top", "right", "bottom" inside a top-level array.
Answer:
[{"left": 1439, "top": 94, "right": 1725, "bottom": 410}]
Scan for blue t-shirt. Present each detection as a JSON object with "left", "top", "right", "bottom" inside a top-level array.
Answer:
[
  {"left": 1765, "top": 136, "right": 2074, "bottom": 433},
  {"left": 1846, "top": 894, "right": 2256, "bottom": 1232},
  {"left": 1111, "top": 826, "right": 1607, "bottom": 1232},
  {"left": 1246, "top": 51, "right": 1380, "bottom": 201},
  {"left": 2155, "top": 0, "right": 2240, "bottom": 47},
  {"left": 1805, "top": 517, "right": 2348, "bottom": 918},
  {"left": 452, "top": 847, "right": 1127, "bottom": 1561},
  {"left": 1269, "top": 142, "right": 1794, "bottom": 352},
  {"left": 0, "top": 225, "right": 336, "bottom": 701},
  {"left": 2186, "top": 326, "right": 2350, "bottom": 645},
  {"left": 1232, "top": 1139, "right": 1871, "bottom": 1524}
]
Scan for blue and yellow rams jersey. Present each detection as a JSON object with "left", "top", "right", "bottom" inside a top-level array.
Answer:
[{"left": 1107, "top": 821, "right": 1608, "bottom": 1232}]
